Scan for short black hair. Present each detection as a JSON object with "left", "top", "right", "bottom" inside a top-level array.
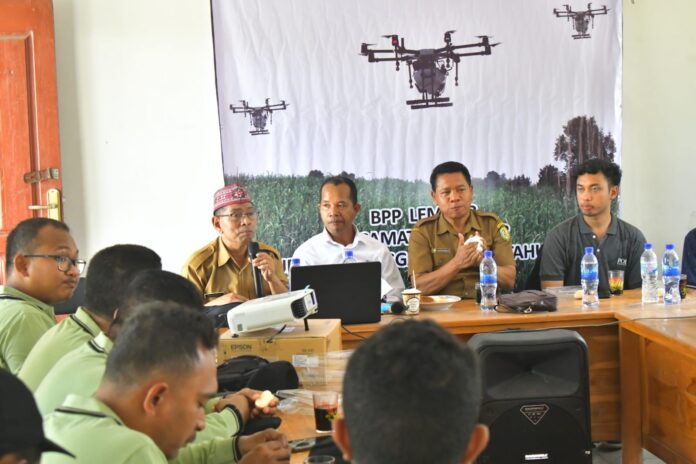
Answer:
[
  {"left": 108, "top": 270, "right": 204, "bottom": 339},
  {"left": 320, "top": 176, "right": 358, "bottom": 204},
  {"left": 430, "top": 161, "right": 472, "bottom": 191},
  {"left": 103, "top": 302, "right": 217, "bottom": 386},
  {"left": 5, "top": 218, "right": 70, "bottom": 274},
  {"left": 573, "top": 158, "right": 622, "bottom": 187},
  {"left": 83, "top": 245, "right": 162, "bottom": 319},
  {"left": 0, "top": 447, "right": 40, "bottom": 463},
  {"left": 342, "top": 319, "right": 481, "bottom": 464}
]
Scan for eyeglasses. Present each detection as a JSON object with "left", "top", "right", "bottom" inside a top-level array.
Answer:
[
  {"left": 216, "top": 210, "right": 259, "bottom": 222},
  {"left": 23, "top": 254, "right": 87, "bottom": 273}
]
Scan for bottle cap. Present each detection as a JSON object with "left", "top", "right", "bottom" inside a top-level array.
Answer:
[
  {"left": 644, "top": 243, "right": 652, "bottom": 250},
  {"left": 484, "top": 250, "right": 493, "bottom": 258},
  {"left": 585, "top": 246, "right": 594, "bottom": 254},
  {"left": 666, "top": 244, "right": 675, "bottom": 250},
  {"left": 291, "top": 258, "right": 301, "bottom": 266},
  {"left": 344, "top": 250, "right": 354, "bottom": 258}
]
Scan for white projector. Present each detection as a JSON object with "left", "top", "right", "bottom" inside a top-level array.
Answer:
[{"left": 226, "top": 288, "right": 318, "bottom": 335}]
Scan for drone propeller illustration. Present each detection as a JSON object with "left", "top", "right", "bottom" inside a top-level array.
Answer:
[
  {"left": 229, "top": 99, "right": 289, "bottom": 135},
  {"left": 553, "top": 3, "right": 609, "bottom": 39},
  {"left": 360, "top": 31, "right": 499, "bottom": 110}
]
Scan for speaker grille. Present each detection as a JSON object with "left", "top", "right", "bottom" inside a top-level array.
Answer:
[{"left": 290, "top": 299, "right": 308, "bottom": 318}]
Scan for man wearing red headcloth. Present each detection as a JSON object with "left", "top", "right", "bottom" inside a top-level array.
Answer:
[{"left": 182, "top": 185, "right": 288, "bottom": 305}]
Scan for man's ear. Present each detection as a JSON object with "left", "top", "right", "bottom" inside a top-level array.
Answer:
[
  {"left": 609, "top": 185, "right": 619, "bottom": 200},
  {"left": 332, "top": 417, "right": 353, "bottom": 462},
  {"left": 12, "top": 254, "right": 30, "bottom": 277},
  {"left": 143, "top": 382, "right": 169, "bottom": 416},
  {"left": 459, "top": 424, "right": 489, "bottom": 464},
  {"left": 354, "top": 202, "right": 362, "bottom": 215},
  {"left": 212, "top": 216, "right": 222, "bottom": 234}
]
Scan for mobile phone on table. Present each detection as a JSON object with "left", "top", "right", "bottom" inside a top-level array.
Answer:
[{"left": 288, "top": 437, "right": 316, "bottom": 453}]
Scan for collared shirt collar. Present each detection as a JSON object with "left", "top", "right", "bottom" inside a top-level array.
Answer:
[
  {"left": 73, "top": 307, "right": 101, "bottom": 337},
  {"left": 578, "top": 213, "right": 618, "bottom": 236},
  {"left": 92, "top": 331, "right": 114, "bottom": 354},
  {"left": 0, "top": 285, "right": 55, "bottom": 318},
  {"left": 321, "top": 225, "right": 364, "bottom": 248},
  {"left": 215, "top": 237, "right": 249, "bottom": 270},
  {"left": 60, "top": 394, "right": 124, "bottom": 426},
  {"left": 435, "top": 211, "right": 481, "bottom": 236}
]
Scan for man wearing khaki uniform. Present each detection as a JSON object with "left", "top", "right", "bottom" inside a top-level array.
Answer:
[{"left": 408, "top": 162, "right": 516, "bottom": 298}]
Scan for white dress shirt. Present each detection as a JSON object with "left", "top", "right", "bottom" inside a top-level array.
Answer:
[{"left": 292, "top": 227, "right": 405, "bottom": 299}]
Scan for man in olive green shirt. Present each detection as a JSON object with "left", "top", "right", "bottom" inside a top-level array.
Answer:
[
  {"left": 19, "top": 244, "right": 162, "bottom": 391},
  {"left": 408, "top": 162, "right": 516, "bottom": 298},
  {"left": 182, "top": 184, "right": 287, "bottom": 305},
  {"left": 0, "top": 218, "right": 82, "bottom": 374},
  {"left": 43, "top": 302, "right": 289, "bottom": 463}
]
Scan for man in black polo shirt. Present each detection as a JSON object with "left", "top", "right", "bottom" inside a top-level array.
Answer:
[{"left": 540, "top": 159, "right": 646, "bottom": 294}]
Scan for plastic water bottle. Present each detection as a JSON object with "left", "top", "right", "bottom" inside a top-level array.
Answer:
[
  {"left": 581, "top": 247, "right": 599, "bottom": 308},
  {"left": 342, "top": 249, "right": 357, "bottom": 264},
  {"left": 640, "top": 243, "right": 658, "bottom": 304},
  {"left": 289, "top": 258, "right": 301, "bottom": 289},
  {"left": 662, "top": 244, "right": 681, "bottom": 305},
  {"left": 479, "top": 250, "right": 497, "bottom": 311}
]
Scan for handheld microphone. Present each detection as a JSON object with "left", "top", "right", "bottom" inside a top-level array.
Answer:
[{"left": 247, "top": 241, "right": 264, "bottom": 298}]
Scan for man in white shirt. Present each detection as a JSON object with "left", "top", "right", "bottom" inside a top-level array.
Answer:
[{"left": 292, "top": 176, "right": 405, "bottom": 300}]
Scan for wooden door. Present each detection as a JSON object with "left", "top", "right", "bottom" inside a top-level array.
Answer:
[{"left": 0, "top": 0, "right": 63, "bottom": 283}]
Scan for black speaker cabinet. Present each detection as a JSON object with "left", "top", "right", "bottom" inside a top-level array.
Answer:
[{"left": 469, "top": 329, "right": 592, "bottom": 464}]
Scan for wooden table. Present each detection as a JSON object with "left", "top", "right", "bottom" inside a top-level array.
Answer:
[
  {"left": 338, "top": 290, "right": 641, "bottom": 441},
  {"left": 616, "top": 298, "right": 696, "bottom": 464}
]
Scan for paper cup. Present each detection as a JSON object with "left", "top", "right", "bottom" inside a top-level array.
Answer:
[{"left": 402, "top": 289, "right": 422, "bottom": 315}]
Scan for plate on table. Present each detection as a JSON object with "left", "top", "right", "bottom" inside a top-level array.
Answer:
[{"left": 420, "top": 295, "right": 461, "bottom": 311}]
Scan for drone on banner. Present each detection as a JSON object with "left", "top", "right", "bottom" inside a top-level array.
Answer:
[
  {"left": 229, "top": 99, "right": 289, "bottom": 135},
  {"left": 553, "top": 3, "right": 609, "bottom": 39},
  {"left": 360, "top": 31, "right": 499, "bottom": 110}
]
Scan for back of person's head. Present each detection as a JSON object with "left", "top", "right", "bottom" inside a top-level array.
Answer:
[
  {"left": 320, "top": 176, "right": 358, "bottom": 204},
  {"left": 430, "top": 161, "right": 472, "bottom": 191},
  {"left": 4, "top": 218, "right": 70, "bottom": 275},
  {"left": 103, "top": 302, "right": 217, "bottom": 388},
  {"left": 341, "top": 320, "right": 482, "bottom": 464},
  {"left": 573, "top": 158, "right": 622, "bottom": 187},
  {"left": 108, "top": 270, "right": 204, "bottom": 339},
  {"left": 83, "top": 244, "right": 162, "bottom": 319}
]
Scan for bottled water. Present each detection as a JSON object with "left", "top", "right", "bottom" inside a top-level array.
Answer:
[
  {"left": 581, "top": 247, "right": 599, "bottom": 308},
  {"left": 479, "top": 250, "right": 497, "bottom": 311},
  {"left": 662, "top": 244, "right": 681, "bottom": 305},
  {"left": 342, "top": 249, "right": 357, "bottom": 264},
  {"left": 640, "top": 243, "right": 658, "bottom": 304}
]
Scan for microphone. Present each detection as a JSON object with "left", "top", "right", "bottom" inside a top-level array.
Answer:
[{"left": 248, "top": 241, "right": 264, "bottom": 298}]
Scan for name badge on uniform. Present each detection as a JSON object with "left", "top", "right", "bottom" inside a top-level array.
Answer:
[{"left": 431, "top": 248, "right": 451, "bottom": 255}]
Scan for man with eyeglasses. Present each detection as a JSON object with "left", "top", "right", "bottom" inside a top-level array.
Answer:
[
  {"left": 0, "top": 218, "right": 83, "bottom": 374},
  {"left": 182, "top": 184, "right": 288, "bottom": 304}
]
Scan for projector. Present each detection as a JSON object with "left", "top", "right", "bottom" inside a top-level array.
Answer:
[{"left": 227, "top": 288, "right": 318, "bottom": 335}]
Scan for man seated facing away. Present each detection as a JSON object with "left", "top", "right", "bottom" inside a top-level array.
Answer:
[
  {"left": 42, "top": 302, "right": 290, "bottom": 464},
  {"left": 540, "top": 159, "right": 646, "bottom": 293},
  {"left": 408, "top": 161, "right": 516, "bottom": 298},
  {"left": 36, "top": 270, "right": 274, "bottom": 445},
  {"left": 682, "top": 228, "right": 696, "bottom": 286},
  {"left": 0, "top": 369, "right": 74, "bottom": 464},
  {"left": 333, "top": 319, "right": 489, "bottom": 464},
  {"left": 0, "top": 218, "right": 82, "bottom": 374},
  {"left": 182, "top": 184, "right": 288, "bottom": 305},
  {"left": 292, "top": 176, "right": 404, "bottom": 299},
  {"left": 19, "top": 244, "right": 162, "bottom": 391}
]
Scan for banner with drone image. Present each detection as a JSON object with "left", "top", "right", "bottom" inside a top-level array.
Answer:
[{"left": 211, "top": 0, "right": 622, "bottom": 290}]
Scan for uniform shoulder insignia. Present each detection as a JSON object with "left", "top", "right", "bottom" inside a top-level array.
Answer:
[
  {"left": 413, "top": 214, "right": 439, "bottom": 229},
  {"left": 258, "top": 242, "right": 281, "bottom": 260},
  {"left": 475, "top": 210, "right": 502, "bottom": 221},
  {"left": 496, "top": 221, "right": 511, "bottom": 242},
  {"left": 186, "top": 243, "right": 216, "bottom": 269}
]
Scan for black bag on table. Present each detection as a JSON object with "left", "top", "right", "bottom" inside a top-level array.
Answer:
[
  {"left": 496, "top": 290, "right": 558, "bottom": 314},
  {"left": 217, "top": 355, "right": 299, "bottom": 393}
]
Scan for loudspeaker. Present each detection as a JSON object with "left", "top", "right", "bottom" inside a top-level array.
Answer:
[{"left": 469, "top": 329, "right": 592, "bottom": 464}]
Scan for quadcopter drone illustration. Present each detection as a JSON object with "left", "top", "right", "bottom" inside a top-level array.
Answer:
[
  {"left": 229, "top": 99, "right": 289, "bottom": 135},
  {"left": 553, "top": 3, "right": 609, "bottom": 39},
  {"left": 360, "top": 31, "right": 499, "bottom": 110}
]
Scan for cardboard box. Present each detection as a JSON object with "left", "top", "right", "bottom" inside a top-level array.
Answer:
[{"left": 217, "top": 319, "right": 343, "bottom": 385}]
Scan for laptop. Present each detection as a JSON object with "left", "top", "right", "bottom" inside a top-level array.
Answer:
[{"left": 290, "top": 262, "right": 382, "bottom": 324}]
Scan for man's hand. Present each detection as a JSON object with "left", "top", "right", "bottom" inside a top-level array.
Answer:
[
  {"left": 214, "top": 388, "right": 279, "bottom": 424},
  {"left": 252, "top": 252, "right": 280, "bottom": 283},
  {"left": 205, "top": 292, "right": 248, "bottom": 306},
  {"left": 453, "top": 233, "right": 484, "bottom": 270},
  {"left": 239, "top": 429, "right": 290, "bottom": 463}
]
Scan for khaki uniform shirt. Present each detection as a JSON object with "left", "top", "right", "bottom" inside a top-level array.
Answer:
[
  {"left": 43, "top": 395, "right": 240, "bottom": 464},
  {"left": 408, "top": 211, "right": 515, "bottom": 298},
  {"left": 35, "top": 332, "right": 239, "bottom": 442},
  {"left": 20, "top": 306, "right": 101, "bottom": 391},
  {"left": 0, "top": 285, "right": 56, "bottom": 374},
  {"left": 182, "top": 237, "right": 287, "bottom": 303}
]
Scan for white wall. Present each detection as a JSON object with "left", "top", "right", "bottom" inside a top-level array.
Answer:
[
  {"left": 54, "top": 0, "right": 223, "bottom": 271},
  {"left": 53, "top": 0, "right": 696, "bottom": 270},
  {"left": 621, "top": 0, "right": 696, "bottom": 257}
]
